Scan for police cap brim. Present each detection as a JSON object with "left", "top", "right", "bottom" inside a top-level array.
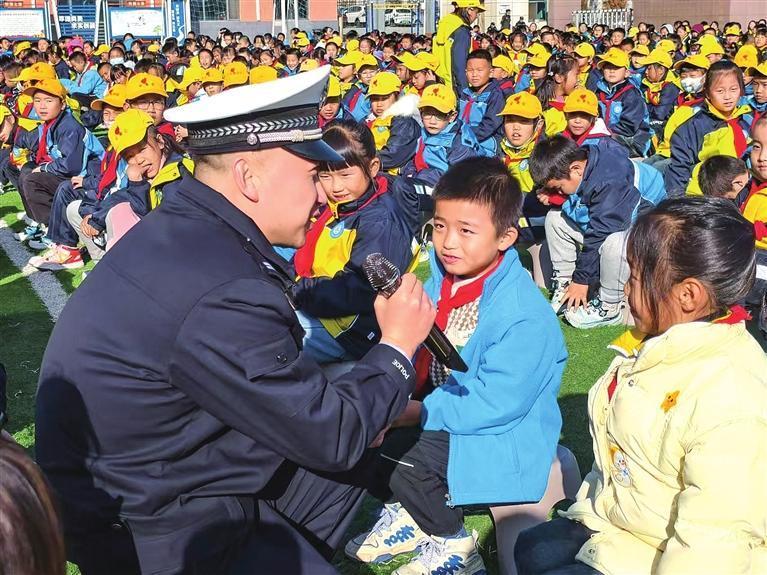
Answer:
[{"left": 286, "top": 140, "right": 343, "bottom": 162}]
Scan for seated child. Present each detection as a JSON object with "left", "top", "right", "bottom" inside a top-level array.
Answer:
[
  {"left": 515, "top": 197, "right": 767, "bottom": 575},
  {"left": 594, "top": 47, "right": 651, "bottom": 156},
  {"left": 459, "top": 50, "right": 505, "bottom": 156},
  {"left": 698, "top": 155, "right": 750, "bottom": 200},
  {"left": 365, "top": 71, "right": 420, "bottom": 173},
  {"left": 124, "top": 73, "right": 176, "bottom": 139},
  {"left": 562, "top": 88, "right": 613, "bottom": 147},
  {"left": 530, "top": 135, "right": 665, "bottom": 329},
  {"left": 0, "top": 105, "right": 16, "bottom": 193},
  {"left": 201, "top": 68, "right": 224, "bottom": 96},
  {"left": 746, "top": 61, "right": 767, "bottom": 125},
  {"left": 60, "top": 50, "right": 107, "bottom": 103},
  {"left": 491, "top": 54, "right": 517, "bottom": 99},
  {"left": 16, "top": 78, "right": 91, "bottom": 247},
  {"left": 402, "top": 84, "right": 484, "bottom": 188},
  {"left": 574, "top": 42, "right": 600, "bottom": 92},
  {"left": 318, "top": 76, "right": 349, "bottom": 128},
  {"left": 666, "top": 60, "right": 751, "bottom": 197},
  {"left": 639, "top": 48, "right": 681, "bottom": 136},
  {"left": 346, "top": 156, "right": 567, "bottom": 575},
  {"left": 341, "top": 53, "right": 379, "bottom": 122},
  {"left": 514, "top": 44, "right": 550, "bottom": 95},
  {"left": 628, "top": 44, "right": 649, "bottom": 87},
  {"left": 741, "top": 118, "right": 767, "bottom": 323},
  {"left": 291, "top": 120, "right": 415, "bottom": 362},
  {"left": 536, "top": 55, "right": 580, "bottom": 137}
]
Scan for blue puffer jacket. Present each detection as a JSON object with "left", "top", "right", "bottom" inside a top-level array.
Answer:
[
  {"left": 421, "top": 249, "right": 567, "bottom": 506},
  {"left": 561, "top": 144, "right": 665, "bottom": 285}
]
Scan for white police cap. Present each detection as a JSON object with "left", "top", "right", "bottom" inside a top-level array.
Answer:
[{"left": 164, "top": 65, "right": 341, "bottom": 161}]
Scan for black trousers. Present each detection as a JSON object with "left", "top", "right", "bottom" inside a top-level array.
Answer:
[
  {"left": 69, "top": 463, "right": 367, "bottom": 575},
  {"left": 514, "top": 518, "right": 601, "bottom": 575},
  {"left": 370, "top": 427, "right": 464, "bottom": 537},
  {"left": 19, "top": 165, "right": 67, "bottom": 225}
]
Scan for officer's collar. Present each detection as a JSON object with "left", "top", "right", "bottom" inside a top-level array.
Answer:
[{"left": 174, "top": 168, "right": 295, "bottom": 281}]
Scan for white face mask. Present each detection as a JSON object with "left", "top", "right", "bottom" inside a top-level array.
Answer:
[
  {"left": 110, "top": 57, "right": 124, "bottom": 66},
  {"left": 680, "top": 75, "right": 705, "bottom": 94}
]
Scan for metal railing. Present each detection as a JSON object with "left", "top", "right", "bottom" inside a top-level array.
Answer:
[{"left": 571, "top": 8, "right": 633, "bottom": 30}]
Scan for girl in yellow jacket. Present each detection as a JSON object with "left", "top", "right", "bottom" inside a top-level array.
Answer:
[{"left": 516, "top": 196, "right": 767, "bottom": 575}]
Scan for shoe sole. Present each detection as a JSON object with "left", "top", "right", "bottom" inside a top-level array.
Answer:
[
  {"left": 344, "top": 542, "right": 422, "bottom": 564},
  {"left": 36, "top": 262, "right": 85, "bottom": 271},
  {"left": 564, "top": 313, "right": 623, "bottom": 329}
]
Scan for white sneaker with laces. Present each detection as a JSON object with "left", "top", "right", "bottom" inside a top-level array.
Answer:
[
  {"left": 344, "top": 502, "right": 425, "bottom": 564},
  {"left": 393, "top": 530, "right": 486, "bottom": 575},
  {"left": 549, "top": 273, "right": 571, "bottom": 315},
  {"left": 564, "top": 297, "right": 623, "bottom": 329}
]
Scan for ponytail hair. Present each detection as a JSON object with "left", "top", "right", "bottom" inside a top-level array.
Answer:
[{"left": 536, "top": 54, "right": 578, "bottom": 108}]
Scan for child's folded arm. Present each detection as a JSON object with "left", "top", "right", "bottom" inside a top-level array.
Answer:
[
  {"left": 421, "top": 316, "right": 565, "bottom": 435},
  {"left": 293, "top": 218, "right": 413, "bottom": 318},
  {"left": 379, "top": 117, "right": 420, "bottom": 170}
]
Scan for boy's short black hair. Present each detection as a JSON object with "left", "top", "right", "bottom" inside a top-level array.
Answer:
[
  {"left": 529, "top": 135, "right": 588, "bottom": 186},
  {"left": 467, "top": 49, "right": 492, "bottom": 64},
  {"left": 68, "top": 50, "right": 87, "bottom": 63},
  {"left": 698, "top": 155, "right": 748, "bottom": 198},
  {"left": 433, "top": 157, "right": 523, "bottom": 235}
]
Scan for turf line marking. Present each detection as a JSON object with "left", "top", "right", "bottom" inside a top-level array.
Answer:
[{"left": 0, "top": 220, "right": 68, "bottom": 322}]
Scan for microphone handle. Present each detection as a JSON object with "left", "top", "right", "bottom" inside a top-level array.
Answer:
[{"left": 426, "top": 325, "right": 469, "bottom": 372}]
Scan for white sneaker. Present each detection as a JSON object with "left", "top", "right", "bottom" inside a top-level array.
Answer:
[
  {"left": 549, "top": 273, "right": 571, "bottom": 314},
  {"left": 564, "top": 297, "right": 623, "bottom": 329},
  {"left": 345, "top": 502, "right": 425, "bottom": 564},
  {"left": 393, "top": 530, "right": 486, "bottom": 575}
]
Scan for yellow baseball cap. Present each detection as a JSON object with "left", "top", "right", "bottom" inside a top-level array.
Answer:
[
  {"left": 418, "top": 84, "right": 457, "bottom": 114},
  {"left": 346, "top": 39, "right": 360, "bottom": 52},
  {"left": 326, "top": 75, "right": 342, "bottom": 98},
  {"left": 295, "top": 37, "right": 310, "bottom": 48},
  {"left": 147, "top": 44, "right": 161, "bottom": 54},
  {"left": 13, "top": 41, "right": 31, "bottom": 57},
  {"left": 109, "top": 109, "right": 154, "bottom": 155},
  {"left": 454, "top": 0, "right": 485, "bottom": 11},
  {"left": 574, "top": 42, "right": 596, "bottom": 58},
  {"left": 11, "top": 62, "right": 57, "bottom": 83},
  {"left": 91, "top": 84, "right": 128, "bottom": 110},
  {"left": 249, "top": 65, "right": 279, "bottom": 84},
  {"left": 563, "top": 88, "right": 598, "bottom": 116},
  {"left": 672, "top": 54, "right": 711, "bottom": 71},
  {"left": 126, "top": 73, "right": 168, "bottom": 101},
  {"left": 23, "top": 78, "right": 67, "bottom": 99},
  {"left": 629, "top": 45, "right": 650, "bottom": 57},
  {"left": 734, "top": 45, "right": 758, "bottom": 69},
  {"left": 223, "top": 62, "right": 249, "bottom": 88},
  {"left": 498, "top": 91, "right": 542, "bottom": 119},
  {"left": 357, "top": 53, "right": 380, "bottom": 70},
  {"left": 697, "top": 42, "right": 724, "bottom": 57},
  {"left": 334, "top": 50, "right": 361, "bottom": 67},
  {"left": 656, "top": 39, "right": 676, "bottom": 53},
  {"left": 367, "top": 71, "right": 401, "bottom": 96},
  {"left": 523, "top": 43, "right": 547, "bottom": 57},
  {"left": 639, "top": 48, "right": 673, "bottom": 69},
  {"left": 300, "top": 59, "right": 319, "bottom": 72},
  {"left": 492, "top": 54, "right": 515, "bottom": 75},
  {"left": 201, "top": 68, "right": 224, "bottom": 84},
  {"left": 628, "top": 26, "right": 639, "bottom": 38},
  {"left": 724, "top": 24, "right": 741, "bottom": 36},
  {"left": 746, "top": 62, "right": 767, "bottom": 78},
  {"left": 597, "top": 47, "right": 630, "bottom": 69},
  {"left": 0, "top": 104, "right": 12, "bottom": 124},
  {"left": 178, "top": 66, "right": 204, "bottom": 90},
  {"left": 93, "top": 44, "right": 110, "bottom": 56},
  {"left": 329, "top": 35, "right": 343, "bottom": 46},
  {"left": 393, "top": 51, "right": 427, "bottom": 72},
  {"left": 415, "top": 51, "right": 439, "bottom": 71},
  {"left": 525, "top": 52, "right": 550, "bottom": 69}
]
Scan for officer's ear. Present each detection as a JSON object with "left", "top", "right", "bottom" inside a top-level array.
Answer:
[{"left": 233, "top": 153, "right": 262, "bottom": 203}]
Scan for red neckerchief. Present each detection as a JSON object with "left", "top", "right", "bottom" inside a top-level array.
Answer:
[
  {"left": 643, "top": 82, "right": 669, "bottom": 106},
  {"left": 35, "top": 119, "right": 55, "bottom": 165},
  {"left": 97, "top": 148, "right": 120, "bottom": 199},
  {"left": 725, "top": 116, "right": 748, "bottom": 158},
  {"left": 293, "top": 175, "right": 389, "bottom": 278},
  {"left": 157, "top": 121, "right": 176, "bottom": 139},
  {"left": 677, "top": 93, "right": 704, "bottom": 107},
  {"left": 751, "top": 109, "right": 764, "bottom": 131},
  {"left": 549, "top": 100, "right": 565, "bottom": 111},
  {"left": 413, "top": 254, "right": 504, "bottom": 399},
  {"left": 413, "top": 139, "right": 429, "bottom": 172},
  {"left": 598, "top": 83, "right": 633, "bottom": 127}
]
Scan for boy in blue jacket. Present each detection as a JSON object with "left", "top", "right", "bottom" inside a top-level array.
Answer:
[
  {"left": 459, "top": 49, "right": 505, "bottom": 156},
  {"left": 346, "top": 157, "right": 567, "bottom": 575},
  {"left": 531, "top": 135, "right": 666, "bottom": 329},
  {"left": 60, "top": 50, "right": 107, "bottom": 103},
  {"left": 17, "top": 78, "right": 88, "bottom": 246},
  {"left": 594, "top": 47, "right": 651, "bottom": 157},
  {"left": 402, "top": 84, "right": 484, "bottom": 188}
]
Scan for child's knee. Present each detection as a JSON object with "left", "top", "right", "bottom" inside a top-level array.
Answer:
[{"left": 599, "top": 230, "right": 628, "bottom": 260}]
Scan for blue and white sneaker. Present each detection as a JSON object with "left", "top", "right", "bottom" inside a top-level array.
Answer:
[
  {"left": 12, "top": 223, "right": 43, "bottom": 242},
  {"left": 344, "top": 502, "right": 424, "bottom": 563},
  {"left": 393, "top": 530, "right": 486, "bottom": 575},
  {"left": 564, "top": 297, "right": 623, "bottom": 329},
  {"left": 28, "top": 235, "right": 55, "bottom": 251}
]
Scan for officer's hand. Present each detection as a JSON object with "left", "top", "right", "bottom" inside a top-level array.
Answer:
[{"left": 375, "top": 273, "right": 436, "bottom": 360}]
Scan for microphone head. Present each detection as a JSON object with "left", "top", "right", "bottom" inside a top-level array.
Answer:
[{"left": 363, "top": 253, "right": 401, "bottom": 297}]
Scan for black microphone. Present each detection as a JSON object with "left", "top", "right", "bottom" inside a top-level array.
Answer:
[{"left": 363, "top": 253, "right": 469, "bottom": 373}]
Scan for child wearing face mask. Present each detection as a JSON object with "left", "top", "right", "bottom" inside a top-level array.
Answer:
[
  {"left": 666, "top": 60, "right": 753, "bottom": 197},
  {"left": 644, "top": 55, "right": 710, "bottom": 175}
]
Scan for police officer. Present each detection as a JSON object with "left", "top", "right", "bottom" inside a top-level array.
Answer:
[{"left": 35, "top": 66, "right": 435, "bottom": 575}]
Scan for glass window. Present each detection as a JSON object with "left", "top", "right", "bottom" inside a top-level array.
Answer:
[
  {"left": 528, "top": 0, "right": 546, "bottom": 21},
  {"left": 190, "top": 0, "right": 228, "bottom": 21},
  {"left": 274, "top": 0, "right": 308, "bottom": 20}
]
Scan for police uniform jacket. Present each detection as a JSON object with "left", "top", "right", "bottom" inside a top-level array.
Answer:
[{"left": 35, "top": 170, "right": 416, "bottom": 574}]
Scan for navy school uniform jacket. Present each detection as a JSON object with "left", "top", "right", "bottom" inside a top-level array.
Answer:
[
  {"left": 596, "top": 77, "right": 651, "bottom": 154},
  {"left": 30, "top": 110, "right": 87, "bottom": 176},
  {"left": 377, "top": 115, "right": 421, "bottom": 172},
  {"left": 459, "top": 79, "right": 505, "bottom": 155},
  {"left": 585, "top": 67, "right": 601, "bottom": 93},
  {"left": 450, "top": 25, "right": 471, "bottom": 95},
  {"left": 643, "top": 79, "right": 681, "bottom": 129},
  {"left": 35, "top": 172, "right": 416, "bottom": 574},
  {"left": 342, "top": 82, "right": 372, "bottom": 123}
]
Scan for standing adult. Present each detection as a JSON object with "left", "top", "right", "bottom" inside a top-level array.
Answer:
[
  {"left": 35, "top": 67, "right": 435, "bottom": 574},
  {"left": 433, "top": 0, "right": 485, "bottom": 95}
]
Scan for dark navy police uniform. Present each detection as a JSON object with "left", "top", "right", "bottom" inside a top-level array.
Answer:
[{"left": 35, "top": 67, "right": 417, "bottom": 575}]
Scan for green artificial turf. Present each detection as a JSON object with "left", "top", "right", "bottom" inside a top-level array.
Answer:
[{"left": 0, "top": 189, "right": 624, "bottom": 575}]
